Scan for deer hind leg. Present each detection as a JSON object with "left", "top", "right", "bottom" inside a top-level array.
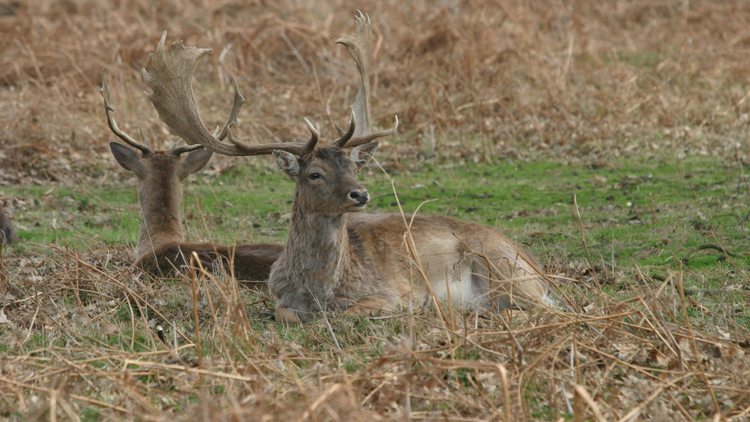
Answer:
[
  {"left": 474, "top": 272, "right": 552, "bottom": 311},
  {"left": 471, "top": 273, "right": 514, "bottom": 311},
  {"left": 470, "top": 259, "right": 517, "bottom": 311},
  {"left": 472, "top": 252, "right": 550, "bottom": 310}
]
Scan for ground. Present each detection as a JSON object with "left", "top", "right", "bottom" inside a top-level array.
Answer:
[{"left": 0, "top": 0, "right": 749, "bottom": 420}]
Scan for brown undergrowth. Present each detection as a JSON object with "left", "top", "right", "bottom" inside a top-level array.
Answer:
[
  {"left": 1, "top": 243, "right": 749, "bottom": 420},
  {"left": 1, "top": 0, "right": 750, "bottom": 420},
  {"left": 1, "top": 0, "right": 750, "bottom": 182}
]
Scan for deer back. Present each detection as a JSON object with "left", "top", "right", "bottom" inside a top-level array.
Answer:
[
  {"left": 136, "top": 242, "right": 283, "bottom": 283},
  {"left": 346, "top": 213, "right": 550, "bottom": 311}
]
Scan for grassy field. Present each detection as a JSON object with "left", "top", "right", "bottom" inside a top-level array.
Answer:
[{"left": 1, "top": 0, "right": 750, "bottom": 420}]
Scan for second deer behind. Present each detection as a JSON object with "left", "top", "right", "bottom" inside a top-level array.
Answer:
[{"left": 102, "top": 68, "right": 282, "bottom": 282}]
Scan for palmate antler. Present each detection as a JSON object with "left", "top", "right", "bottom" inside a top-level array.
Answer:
[
  {"left": 332, "top": 11, "right": 399, "bottom": 149},
  {"left": 142, "top": 32, "right": 321, "bottom": 157}
]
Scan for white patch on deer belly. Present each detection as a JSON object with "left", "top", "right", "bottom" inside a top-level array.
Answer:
[{"left": 427, "top": 261, "right": 474, "bottom": 306}]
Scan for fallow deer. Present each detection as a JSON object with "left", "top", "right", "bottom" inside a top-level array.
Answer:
[
  {"left": 0, "top": 205, "right": 18, "bottom": 245},
  {"left": 142, "top": 15, "right": 550, "bottom": 323},
  {"left": 101, "top": 68, "right": 282, "bottom": 281}
]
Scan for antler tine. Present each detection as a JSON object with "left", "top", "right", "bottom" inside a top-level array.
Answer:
[
  {"left": 101, "top": 67, "right": 154, "bottom": 155},
  {"left": 143, "top": 31, "right": 316, "bottom": 157},
  {"left": 215, "top": 76, "right": 246, "bottom": 142},
  {"left": 138, "top": 127, "right": 150, "bottom": 147},
  {"left": 335, "top": 11, "right": 399, "bottom": 148},
  {"left": 300, "top": 118, "right": 320, "bottom": 155},
  {"left": 332, "top": 109, "right": 356, "bottom": 148},
  {"left": 169, "top": 143, "right": 206, "bottom": 156},
  {"left": 167, "top": 137, "right": 206, "bottom": 156},
  {"left": 326, "top": 100, "right": 347, "bottom": 137},
  {"left": 337, "top": 116, "right": 398, "bottom": 149},
  {"left": 332, "top": 120, "right": 346, "bottom": 137}
]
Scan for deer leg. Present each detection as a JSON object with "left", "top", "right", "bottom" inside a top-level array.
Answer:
[
  {"left": 274, "top": 305, "right": 302, "bottom": 324},
  {"left": 342, "top": 298, "right": 388, "bottom": 315},
  {"left": 274, "top": 299, "right": 316, "bottom": 323}
]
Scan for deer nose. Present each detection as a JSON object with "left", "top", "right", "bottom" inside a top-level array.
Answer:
[{"left": 349, "top": 190, "right": 369, "bottom": 205}]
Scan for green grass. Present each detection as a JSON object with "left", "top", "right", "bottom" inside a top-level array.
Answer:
[
  {"left": 7, "top": 153, "right": 749, "bottom": 289},
  {"left": 5, "top": 152, "right": 748, "bottom": 368}
]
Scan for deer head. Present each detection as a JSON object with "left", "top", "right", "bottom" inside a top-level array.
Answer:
[
  {"left": 102, "top": 67, "right": 213, "bottom": 201},
  {"left": 273, "top": 141, "right": 379, "bottom": 214},
  {"left": 109, "top": 142, "right": 212, "bottom": 185}
]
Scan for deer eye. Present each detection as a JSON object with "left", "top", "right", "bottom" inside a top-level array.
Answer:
[{"left": 309, "top": 172, "right": 321, "bottom": 180}]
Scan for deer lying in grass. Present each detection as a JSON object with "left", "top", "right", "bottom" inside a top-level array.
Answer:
[
  {"left": 0, "top": 205, "right": 18, "bottom": 245},
  {"left": 143, "top": 16, "right": 550, "bottom": 322},
  {"left": 101, "top": 68, "right": 282, "bottom": 281}
]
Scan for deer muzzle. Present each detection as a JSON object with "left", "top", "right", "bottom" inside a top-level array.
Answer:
[{"left": 348, "top": 189, "right": 370, "bottom": 208}]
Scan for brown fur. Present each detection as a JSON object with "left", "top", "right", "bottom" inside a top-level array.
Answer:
[
  {"left": 270, "top": 145, "right": 551, "bottom": 323},
  {"left": 136, "top": 242, "right": 281, "bottom": 284},
  {"left": 110, "top": 142, "right": 282, "bottom": 281},
  {"left": 0, "top": 206, "right": 18, "bottom": 245}
]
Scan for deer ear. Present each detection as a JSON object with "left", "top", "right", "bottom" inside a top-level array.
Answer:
[
  {"left": 110, "top": 142, "right": 147, "bottom": 177},
  {"left": 273, "top": 150, "right": 300, "bottom": 179},
  {"left": 178, "top": 148, "right": 213, "bottom": 180},
  {"left": 350, "top": 141, "right": 379, "bottom": 170}
]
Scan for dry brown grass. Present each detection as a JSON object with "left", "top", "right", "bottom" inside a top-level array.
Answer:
[
  {"left": 2, "top": 244, "right": 749, "bottom": 420},
  {"left": 2, "top": 0, "right": 750, "bottom": 180},
  {"left": 1, "top": 0, "right": 750, "bottom": 420}
]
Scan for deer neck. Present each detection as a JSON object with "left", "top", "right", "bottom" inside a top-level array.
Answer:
[
  {"left": 284, "top": 198, "right": 352, "bottom": 294},
  {"left": 135, "top": 177, "right": 185, "bottom": 258}
]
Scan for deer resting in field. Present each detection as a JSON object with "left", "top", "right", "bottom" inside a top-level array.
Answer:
[
  {"left": 0, "top": 205, "right": 18, "bottom": 245},
  {"left": 101, "top": 68, "right": 282, "bottom": 281},
  {"left": 143, "top": 15, "right": 550, "bottom": 322}
]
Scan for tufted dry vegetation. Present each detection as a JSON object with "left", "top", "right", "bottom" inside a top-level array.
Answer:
[{"left": 0, "top": 0, "right": 749, "bottom": 420}]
